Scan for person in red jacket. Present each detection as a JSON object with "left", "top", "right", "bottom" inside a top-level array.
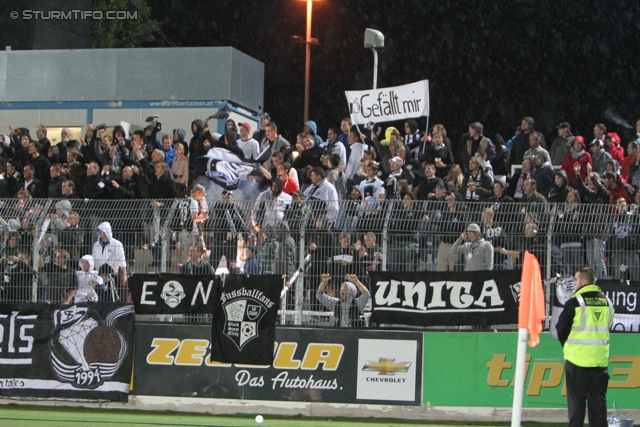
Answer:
[
  {"left": 561, "top": 136, "right": 592, "bottom": 188},
  {"left": 605, "top": 132, "right": 624, "bottom": 165},
  {"left": 621, "top": 140, "right": 638, "bottom": 182},
  {"left": 602, "top": 171, "right": 632, "bottom": 204}
]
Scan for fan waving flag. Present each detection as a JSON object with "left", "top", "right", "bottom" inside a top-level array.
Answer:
[
  {"left": 519, "top": 251, "right": 545, "bottom": 347},
  {"left": 196, "top": 146, "right": 271, "bottom": 190}
]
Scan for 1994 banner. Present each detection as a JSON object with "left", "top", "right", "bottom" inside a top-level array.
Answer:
[{"left": 0, "top": 303, "right": 135, "bottom": 402}]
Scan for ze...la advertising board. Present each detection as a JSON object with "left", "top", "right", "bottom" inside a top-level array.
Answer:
[
  {"left": 423, "top": 332, "right": 640, "bottom": 409},
  {"left": 133, "top": 324, "right": 422, "bottom": 405}
]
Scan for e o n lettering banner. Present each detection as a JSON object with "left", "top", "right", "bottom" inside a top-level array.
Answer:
[
  {"left": 345, "top": 80, "right": 429, "bottom": 125},
  {"left": 369, "top": 270, "right": 522, "bottom": 327},
  {"left": 128, "top": 274, "right": 220, "bottom": 315},
  {"left": 0, "top": 302, "right": 134, "bottom": 402}
]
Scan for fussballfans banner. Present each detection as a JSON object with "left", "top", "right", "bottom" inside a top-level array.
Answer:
[
  {"left": 211, "top": 274, "right": 282, "bottom": 365},
  {"left": 345, "top": 79, "right": 429, "bottom": 125},
  {"left": 550, "top": 277, "right": 640, "bottom": 337},
  {"left": 128, "top": 274, "right": 218, "bottom": 315},
  {"left": 0, "top": 303, "right": 135, "bottom": 402},
  {"left": 368, "top": 270, "right": 522, "bottom": 327}
]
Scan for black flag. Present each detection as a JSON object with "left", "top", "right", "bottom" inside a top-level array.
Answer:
[{"left": 211, "top": 275, "right": 282, "bottom": 365}]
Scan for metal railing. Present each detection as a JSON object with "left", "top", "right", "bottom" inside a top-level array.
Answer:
[{"left": 0, "top": 197, "right": 636, "bottom": 328}]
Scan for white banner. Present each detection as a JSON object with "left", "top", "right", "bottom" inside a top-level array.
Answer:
[{"left": 345, "top": 80, "right": 429, "bottom": 125}]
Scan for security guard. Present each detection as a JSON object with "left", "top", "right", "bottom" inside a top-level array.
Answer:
[{"left": 557, "top": 267, "right": 614, "bottom": 427}]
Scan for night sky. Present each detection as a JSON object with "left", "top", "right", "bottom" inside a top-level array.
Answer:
[{"left": 6, "top": 0, "right": 640, "bottom": 145}]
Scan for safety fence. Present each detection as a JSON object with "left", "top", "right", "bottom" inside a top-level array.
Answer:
[{"left": 0, "top": 197, "right": 636, "bottom": 327}]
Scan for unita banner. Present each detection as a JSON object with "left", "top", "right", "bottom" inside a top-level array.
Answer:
[{"left": 345, "top": 80, "right": 429, "bottom": 125}]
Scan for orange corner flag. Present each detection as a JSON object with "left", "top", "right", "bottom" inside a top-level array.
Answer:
[{"left": 519, "top": 251, "right": 545, "bottom": 347}]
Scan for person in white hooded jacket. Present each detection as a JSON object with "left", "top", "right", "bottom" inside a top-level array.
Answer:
[
  {"left": 92, "top": 221, "right": 128, "bottom": 291},
  {"left": 63, "top": 255, "right": 103, "bottom": 304}
]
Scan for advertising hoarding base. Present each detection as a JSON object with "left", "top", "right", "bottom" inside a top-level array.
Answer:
[{"left": 0, "top": 396, "right": 615, "bottom": 423}]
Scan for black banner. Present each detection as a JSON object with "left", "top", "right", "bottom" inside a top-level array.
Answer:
[
  {"left": 369, "top": 270, "right": 522, "bottom": 327},
  {"left": 128, "top": 274, "right": 220, "bottom": 314},
  {"left": 551, "top": 278, "right": 640, "bottom": 334},
  {"left": 211, "top": 275, "right": 282, "bottom": 365},
  {"left": 0, "top": 303, "right": 135, "bottom": 402},
  {"left": 133, "top": 324, "right": 423, "bottom": 405}
]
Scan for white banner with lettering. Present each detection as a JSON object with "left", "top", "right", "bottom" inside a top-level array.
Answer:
[{"left": 345, "top": 80, "right": 429, "bottom": 125}]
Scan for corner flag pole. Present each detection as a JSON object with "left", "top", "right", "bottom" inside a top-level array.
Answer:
[{"left": 511, "top": 251, "right": 545, "bottom": 427}]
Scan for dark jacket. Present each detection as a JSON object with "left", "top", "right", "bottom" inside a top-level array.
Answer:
[
  {"left": 188, "top": 120, "right": 204, "bottom": 162},
  {"left": 28, "top": 154, "right": 51, "bottom": 189},
  {"left": 415, "top": 176, "right": 444, "bottom": 201},
  {"left": 533, "top": 163, "right": 555, "bottom": 200},
  {"left": 81, "top": 174, "right": 109, "bottom": 199},
  {"left": 548, "top": 170, "right": 571, "bottom": 204},
  {"left": 24, "top": 177, "right": 46, "bottom": 198},
  {"left": 47, "top": 175, "right": 66, "bottom": 199}
]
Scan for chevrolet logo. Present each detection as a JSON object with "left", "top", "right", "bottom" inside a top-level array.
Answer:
[{"left": 362, "top": 358, "right": 411, "bottom": 375}]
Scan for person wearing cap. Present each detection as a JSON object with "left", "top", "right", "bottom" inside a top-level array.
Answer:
[
  {"left": 451, "top": 223, "right": 493, "bottom": 271},
  {"left": 561, "top": 136, "right": 592, "bottom": 188},
  {"left": 459, "top": 155, "right": 493, "bottom": 203},
  {"left": 604, "top": 132, "right": 624, "bottom": 165},
  {"left": 236, "top": 122, "right": 261, "bottom": 160},
  {"left": 344, "top": 125, "right": 367, "bottom": 181},
  {"left": 550, "top": 122, "right": 575, "bottom": 166},
  {"left": 588, "top": 135, "right": 613, "bottom": 176},
  {"left": 460, "top": 122, "right": 494, "bottom": 166}
]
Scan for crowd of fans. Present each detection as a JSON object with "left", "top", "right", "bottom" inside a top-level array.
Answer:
[{"left": 1, "top": 113, "right": 640, "bottom": 326}]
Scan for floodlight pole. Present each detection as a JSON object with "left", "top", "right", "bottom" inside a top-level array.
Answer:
[
  {"left": 372, "top": 49, "right": 378, "bottom": 90},
  {"left": 303, "top": 0, "right": 312, "bottom": 122}
]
